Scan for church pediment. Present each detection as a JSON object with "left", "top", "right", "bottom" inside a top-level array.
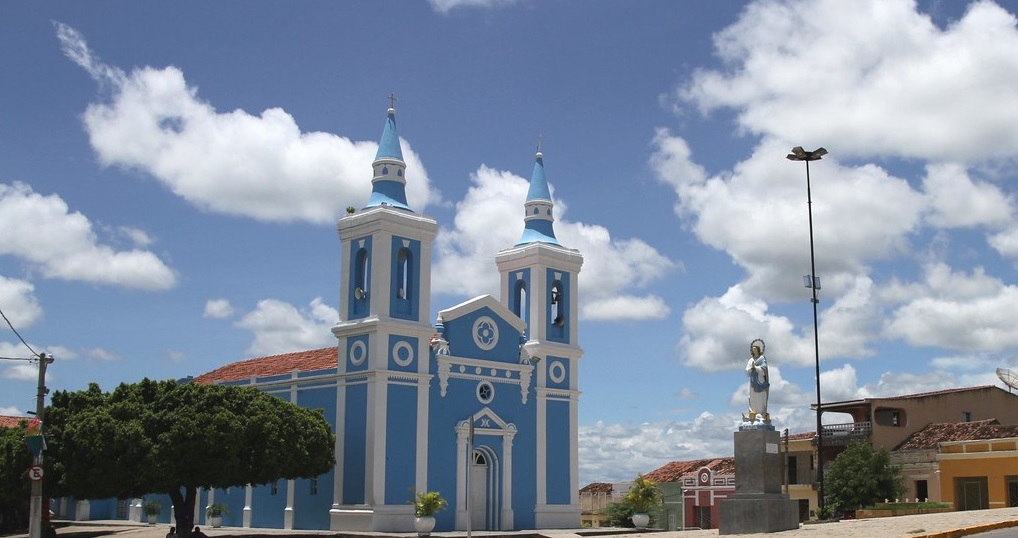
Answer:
[{"left": 436, "top": 295, "right": 526, "bottom": 362}]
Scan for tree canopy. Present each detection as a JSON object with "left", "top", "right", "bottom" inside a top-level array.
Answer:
[
  {"left": 0, "top": 419, "right": 31, "bottom": 532},
  {"left": 824, "top": 441, "right": 905, "bottom": 512},
  {"left": 45, "top": 379, "right": 335, "bottom": 535}
]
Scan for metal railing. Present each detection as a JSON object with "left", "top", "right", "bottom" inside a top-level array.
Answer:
[{"left": 818, "top": 421, "right": 872, "bottom": 445}]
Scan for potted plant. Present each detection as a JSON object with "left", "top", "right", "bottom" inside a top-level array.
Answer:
[
  {"left": 624, "top": 474, "right": 662, "bottom": 529},
  {"left": 411, "top": 490, "right": 447, "bottom": 536},
  {"left": 142, "top": 499, "right": 161, "bottom": 524},
  {"left": 206, "top": 502, "right": 228, "bottom": 528}
]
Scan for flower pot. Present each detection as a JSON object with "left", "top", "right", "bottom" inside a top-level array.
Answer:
[
  {"left": 210, "top": 515, "right": 222, "bottom": 528},
  {"left": 146, "top": 514, "right": 157, "bottom": 525},
  {"left": 414, "top": 515, "right": 436, "bottom": 536},
  {"left": 631, "top": 513, "right": 650, "bottom": 529}
]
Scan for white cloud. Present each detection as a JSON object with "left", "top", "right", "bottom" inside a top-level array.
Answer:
[
  {"left": 0, "top": 182, "right": 176, "bottom": 291},
  {"left": 578, "top": 412, "right": 739, "bottom": 483},
  {"left": 432, "top": 165, "right": 676, "bottom": 322},
  {"left": 2, "top": 363, "right": 38, "bottom": 382},
  {"left": 204, "top": 298, "right": 236, "bottom": 319},
  {"left": 428, "top": 0, "right": 519, "bottom": 14},
  {"left": 884, "top": 263, "right": 1018, "bottom": 351},
  {"left": 922, "top": 163, "right": 1013, "bottom": 228},
  {"left": 0, "top": 406, "right": 24, "bottom": 416},
  {"left": 0, "top": 276, "right": 42, "bottom": 328},
  {"left": 119, "top": 226, "right": 154, "bottom": 248},
  {"left": 57, "top": 23, "right": 440, "bottom": 225},
  {"left": 681, "top": 0, "right": 1018, "bottom": 162},
  {"left": 235, "top": 298, "right": 338, "bottom": 356},
  {"left": 85, "top": 348, "right": 120, "bottom": 361}
]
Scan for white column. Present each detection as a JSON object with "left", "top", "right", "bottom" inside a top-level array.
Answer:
[
  {"left": 243, "top": 485, "right": 253, "bottom": 528},
  {"left": 501, "top": 427, "right": 517, "bottom": 529},
  {"left": 454, "top": 421, "right": 470, "bottom": 529}
]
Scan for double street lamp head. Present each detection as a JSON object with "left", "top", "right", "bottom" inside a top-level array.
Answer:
[{"left": 787, "top": 146, "right": 828, "bottom": 162}]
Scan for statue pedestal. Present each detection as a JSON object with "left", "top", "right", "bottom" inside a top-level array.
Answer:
[{"left": 718, "top": 429, "right": 799, "bottom": 535}]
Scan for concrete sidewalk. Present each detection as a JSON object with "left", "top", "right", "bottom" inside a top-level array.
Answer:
[{"left": 11, "top": 508, "right": 1018, "bottom": 538}]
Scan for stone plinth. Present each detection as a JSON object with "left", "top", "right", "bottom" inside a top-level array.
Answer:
[{"left": 719, "top": 429, "right": 799, "bottom": 535}]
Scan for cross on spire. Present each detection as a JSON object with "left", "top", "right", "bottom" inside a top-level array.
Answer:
[
  {"left": 388, "top": 92, "right": 398, "bottom": 110},
  {"left": 536, "top": 133, "right": 544, "bottom": 154}
]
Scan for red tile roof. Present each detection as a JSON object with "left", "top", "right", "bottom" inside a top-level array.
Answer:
[
  {"left": 894, "top": 419, "right": 1018, "bottom": 450},
  {"left": 0, "top": 415, "right": 28, "bottom": 429},
  {"left": 787, "top": 431, "right": 816, "bottom": 440},
  {"left": 579, "top": 482, "right": 615, "bottom": 494},
  {"left": 193, "top": 347, "right": 338, "bottom": 385},
  {"left": 643, "top": 457, "right": 735, "bottom": 483}
]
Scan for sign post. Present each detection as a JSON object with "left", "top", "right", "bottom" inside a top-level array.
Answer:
[{"left": 28, "top": 353, "right": 53, "bottom": 538}]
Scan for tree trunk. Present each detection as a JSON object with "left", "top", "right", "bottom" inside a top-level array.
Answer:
[{"left": 169, "top": 486, "right": 197, "bottom": 538}]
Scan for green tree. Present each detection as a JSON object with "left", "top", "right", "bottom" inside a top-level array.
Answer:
[
  {"left": 0, "top": 419, "right": 31, "bottom": 533},
  {"left": 46, "top": 379, "right": 335, "bottom": 537},
  {"left": 824, "top": 441, "right": 905, "bottom": 513}
]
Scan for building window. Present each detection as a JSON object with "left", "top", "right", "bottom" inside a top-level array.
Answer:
[
  {"left": 396, "top": 248, "right": 411, "bottom": 299},
  {"left": 964, "top": 411, "right": 972, "bottom": 422},
  {"left": 477, "top": 381, "right": 494, "bottom": 404}
]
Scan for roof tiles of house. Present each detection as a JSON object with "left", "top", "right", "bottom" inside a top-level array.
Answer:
[
  {"left": 193, "top": 347, "right": 338, "bottom": 385},
  {"left": 579, "top": 482, "right": 614, "bottom": 494},
  {"left": 643, "top": 457, "right": 736, "bottom": 483},
  {"left": 788, "top": 431, "right": 816, "bottom": 441},
  {"left": 0, "top": 415, "right": 28, "bottom": 428},
  {"left": 894, "top": 419, "right": 1018, "bottom": 450}
]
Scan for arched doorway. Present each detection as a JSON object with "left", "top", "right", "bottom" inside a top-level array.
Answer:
[{"left": 469, "top": 446, "right": 501, "bottom": 530}]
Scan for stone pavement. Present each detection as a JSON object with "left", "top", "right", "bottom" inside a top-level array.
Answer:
[{"left": 10, "top": 508, "right": 1018, "bottom": 538}]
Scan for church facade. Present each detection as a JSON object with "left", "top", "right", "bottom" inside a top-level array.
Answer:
[{"left": 192, "top": 105, "right": 584, "bottom": 532}]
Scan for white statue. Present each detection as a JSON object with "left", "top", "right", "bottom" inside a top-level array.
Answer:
[{"left": 743, "top": 338, "right": 770, "bottom": 424}]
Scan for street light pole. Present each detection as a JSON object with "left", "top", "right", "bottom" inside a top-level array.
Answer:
[
  {"left": 29, "top": 352, "right": 53, "bottom": 538},
  {"left": 786, "top": 146, "right": 827, "bottom": 512}
]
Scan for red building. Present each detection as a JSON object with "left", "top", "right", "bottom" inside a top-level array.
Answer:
[{"left": 643, "top": 457, "right": 735, "bottom": 530}]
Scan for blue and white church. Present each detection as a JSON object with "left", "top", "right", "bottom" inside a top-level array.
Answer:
[{"left": 190, "top": 105, "right": 585, "bottom": 532}]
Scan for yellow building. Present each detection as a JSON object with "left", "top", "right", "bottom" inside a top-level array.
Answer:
[{"left": 937, "top": 435, "right": 1018, "bottom": 510}]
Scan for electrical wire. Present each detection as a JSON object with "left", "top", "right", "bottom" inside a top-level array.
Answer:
[{"left": 0, "top": 302, "right": 40, "bottom": 359}]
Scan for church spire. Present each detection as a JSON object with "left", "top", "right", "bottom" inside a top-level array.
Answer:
[
  {"left": 516, "top": 148, "right": 561, "bottom": 246},
  {"left": 366, "top": 96, "right": 411, "bottom": 211}
]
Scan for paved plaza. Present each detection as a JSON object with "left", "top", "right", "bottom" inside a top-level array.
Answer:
[{"left": 9, "top": 508, "right": 1018, "bottom": 538}]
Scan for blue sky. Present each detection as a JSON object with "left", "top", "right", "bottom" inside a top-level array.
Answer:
[{"left": 3, "top": 0, "right": 1018, "bottom": 484}]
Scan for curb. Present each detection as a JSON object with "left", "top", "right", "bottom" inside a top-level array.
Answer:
[{"left": 909, "top": 518, "right": 1018, "bottom": 538}]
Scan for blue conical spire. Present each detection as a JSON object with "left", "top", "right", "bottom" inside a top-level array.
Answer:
[
  {"left": 516, "top": 150, "right": 561, "bottom": 246},
  {"left": 366, "top": 106, "right": 411, "bottom": 211}
]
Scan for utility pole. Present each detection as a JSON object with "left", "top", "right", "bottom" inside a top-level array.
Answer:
[{"left": 29, "top": 352, "right": 53, "bottom": 538}]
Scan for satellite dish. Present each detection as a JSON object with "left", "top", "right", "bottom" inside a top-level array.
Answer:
[{"left": 996, "top": 368, "right": 1018, "bottom": 392}]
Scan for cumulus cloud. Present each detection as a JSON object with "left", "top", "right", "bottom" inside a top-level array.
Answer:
[
  {"left": 204, "top": 298, "right": 236, "bottom": 319},
  {"left": 658, "top": 0, "right": 1018, "bottom": 381},
  {"left": 579, "top": 412, "right": 739, "bottom": 483},
  {"left": 680, "top": 0, "right": 1018, "bottom": 161},
  {"left": 884, "top": 263, "right": 1018, "bottom": 351},
  {"left": 0, "top": 182, "right": 176, "bottom": 291},
  {"left": 56, "top": 22, "right": 440, "bottom": 225},
  {"left": 0, "top": 276, "right": 42, "bottom": 328},
  {"left": 235, "top": 298, "right": 338, "bottom": 356},
  {"left": 431, "top": 164, "right": 676, "bottom": 322}
]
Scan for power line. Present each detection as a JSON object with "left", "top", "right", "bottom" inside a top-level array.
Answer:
[{"left": 0, "top": 302, "right": 40, "bottom": 358}]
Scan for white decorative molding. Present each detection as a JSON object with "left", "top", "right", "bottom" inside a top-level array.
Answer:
[
  {"left": 472, "top": 316, "right": 499, "bottom": 350},
  {"left": 437, "top": 355, "right": 533, "bottom": 403},
  {"left": 392, "top": 341, "right": 414, "bottom": 367}
]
